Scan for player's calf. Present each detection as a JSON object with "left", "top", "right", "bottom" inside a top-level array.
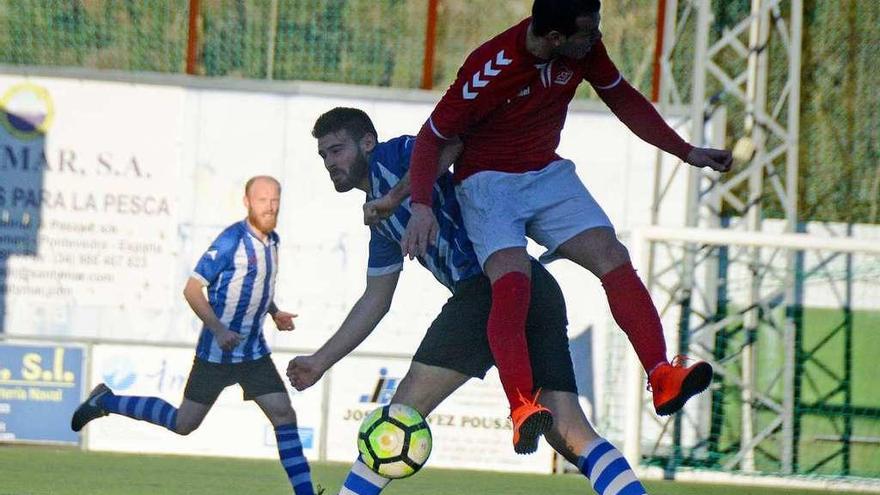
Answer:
[
  {"left": 578, "top": 438, "right": 647, "bottom": 495},
  {"left": 70, "top": 383, "right": 181, "bottom": 433},
  {"left": 275, "top": 423, "right": 317, "bottom": 495},
  {"left": 339, "top": 456, "right": 391, "bottom": 495}
]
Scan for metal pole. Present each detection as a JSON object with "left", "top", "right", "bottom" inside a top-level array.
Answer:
[
  {"left": 651, "top": 0, "right": 668, "bottom": 102},
  {"left": 624, "top": 229, "right": 648, "bottom": 465},
  {"left": 668, "top": 0, "right": 710, "bottom": 473},
  {"left": 741, "top": 0, "right": 771, "bottom": 472},
  {"left": 186, "top": 0, "right": 201, "bottom": 75},
  {"left": 420, "top": 0, "right": 440, "bottom": 90},
  {"left": 266, "top": 0, "right": 279, "bottom": 80},
  {"left": 781, "top": 0, "right": 803, "bottom": 475},
  {"left": 81, "top": 342, "right": 94, "bottom": 451},
  {"left": 319, "top": 367, "right": 332, "bottom": 462},
  {"left": 649, "top": 0, "right": 678, "bottom": 226}
]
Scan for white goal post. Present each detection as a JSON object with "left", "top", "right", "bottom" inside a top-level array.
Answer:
[{"left": 621, "top": 225, "right": 880, "bottom": 492}]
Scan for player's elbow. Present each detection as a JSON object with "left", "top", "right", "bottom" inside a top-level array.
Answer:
[
  {"left": 362, "top": 294, "right": 392, "bottom": 319},
  {"left": 377, "top": 300, "right": 393, "bottom": 317},
  {"left": 182, "top": 279, "right": 202, "bottom": 304}
]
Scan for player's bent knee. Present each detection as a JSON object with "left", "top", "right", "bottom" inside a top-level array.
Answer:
[
  {"left": 390, "top": 376, "right": 431, "bottom": 417},
  {"left": 611, "top": 236, "right": 630, "bottom": 257},
  {"left": 265, "top": 402, "right": 297, "bottom": 426},
  {"left": 271, "top": 408, "right": 297, "bottom": 427},
  {"left": 174, "top": 419, "right": 200, "bottom": 436},
  {"left": 392, "top": 362, "right": 467, "bottom": 417}
]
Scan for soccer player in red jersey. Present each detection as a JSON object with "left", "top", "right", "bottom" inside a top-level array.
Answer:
[{"left": 390, "top": 0, "right": 732, "bottom": 436}]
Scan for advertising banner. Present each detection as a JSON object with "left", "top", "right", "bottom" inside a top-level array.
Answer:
[
  {"left": 324, "top": 356, "right": 555, "bottom": 474},
  {"left": 87, "top": 344, "right": 323, "bottom": 460},
  {"left": 0, "top": 77, "right": 184, "bottom": 341},
  {"left": 0, "top": 342, "right": 84, "bottom": 444},
  {"left": 0, "top": 72, "right": 725, "bottom": 474}
]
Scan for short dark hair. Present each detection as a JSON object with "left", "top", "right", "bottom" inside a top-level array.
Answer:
[
  {"left": 532, "top": 0, "right": 601, "bottom": 37},
  {"left": 311, "top": 107, "right": 378, "bottom": 142}
]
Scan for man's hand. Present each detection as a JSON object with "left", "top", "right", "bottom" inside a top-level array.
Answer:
[
  {"left": 363, "top": 195, "right": 399, "bottom": 226},
  {"left": 686, "top": 147, "right": 734, "bottom": 173},
  {"left": 272, "top": 311, "right": 298, "bottom": 331},
  {"left": 401, "top": 203, "right": 438, "bottom": 259},
  {"left": 287, "top": 354, "right": 327, "bottom": 391},
  {"left": 216, "top": 329, "right": 244, "bottom": 351}
]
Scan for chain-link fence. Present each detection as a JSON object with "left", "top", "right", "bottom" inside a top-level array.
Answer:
[
  {"left": 798, "top": 0, "right": 879, "bottom": 225},
  {"left": 0, "top": 1, "right": 657, "bottom": 92},
  {"left": 0, "top": 1, "right": 187, "bottom": 71},
  {"left": 0, "top": 0, "right": 876, "bottom": 220}
]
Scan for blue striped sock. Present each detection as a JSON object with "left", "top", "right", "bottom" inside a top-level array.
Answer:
[
  {"left": 276, "top": 424, "right": 314, "bottom": 495},
  {"left": 577, "top": 438, "right": 647, "bottom": 495},
  {"left": 100, "top": 395, "right": 178, "bottom": 432},
  {"left": 339, "top": 456, "right": 390, "bottom": 495}
]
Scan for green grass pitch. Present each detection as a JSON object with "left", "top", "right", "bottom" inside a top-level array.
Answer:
[{"left": 1, "top": 445, "right": 870, "bottom": 495}]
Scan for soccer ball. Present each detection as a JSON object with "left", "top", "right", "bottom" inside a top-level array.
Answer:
[{"left": 357, "top": 403, "right": 432, "bottom": 479}]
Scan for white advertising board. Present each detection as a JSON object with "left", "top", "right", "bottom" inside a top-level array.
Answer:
[
  {"left": 0, "top": 72, "right": 703, "bottom": 473},
  {"left": 323, "top": 355, "right": 555, "bottom": 474},
  {"left": 87, "top": 344, "right": 323, "bottom": 460},
  {"left": 0, "top": 76, "right": 184, "bottom": 342},
  {"left": 9, "top": 71, "right": 875, "bottom": 475},
  {"left": 0, "top": 73, "right": 683, "bottom": 353}
]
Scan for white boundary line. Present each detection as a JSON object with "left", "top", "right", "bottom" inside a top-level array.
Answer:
[{"left": 638, "top": 466, "right": 880, "bottom": 493}]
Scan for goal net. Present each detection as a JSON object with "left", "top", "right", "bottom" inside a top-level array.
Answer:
[{"left": 616, "top": 223, "right": 880, "bottom": 488}]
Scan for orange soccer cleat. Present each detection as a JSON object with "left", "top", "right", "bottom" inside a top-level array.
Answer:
[
  {"left": 510, "top": 389, "right": 554, "bottom": 455},
  {"left": 649, "top": 355, "right": 713, "bottom": 416}
]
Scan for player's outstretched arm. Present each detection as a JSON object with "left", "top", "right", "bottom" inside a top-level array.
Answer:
[
  {"left": 600, "top": 80, "right": 733, "bottom": 171},
  {"left": 363, "top": 137, "right": 463, "bottom": 226},
  {"left": 287, "top": 271, "right": 400, "bottom": 391},
  {"left": 183, "top": 277, "right": 242, "bottom": 351}
]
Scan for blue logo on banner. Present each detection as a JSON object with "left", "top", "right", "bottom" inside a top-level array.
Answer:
[
  {"left": 299, "top": 427, "right": 314, "bottom": 449},
  {"left": 358, "top": 367, "right": 399, "bottom": 405},
  {"left": 101, "top": 355, "right": 137, "bottom": 391},
  {"left": 265, "top": 426, "right": 314, "bottom": 450},
  {"left": 0, "top": 344, "right": 84, "bottom": 444}
]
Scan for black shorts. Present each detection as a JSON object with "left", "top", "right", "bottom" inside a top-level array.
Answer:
[
  {"left": 413, "top": 260, "right": 577, "bottom": 393},
  {"left": 183, "top": 354, "right": 287, "bottom": 406}
]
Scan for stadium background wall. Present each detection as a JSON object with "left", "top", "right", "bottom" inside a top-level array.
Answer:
[{"left": 0, "top": 69, "right": 877, "bottom": 479}]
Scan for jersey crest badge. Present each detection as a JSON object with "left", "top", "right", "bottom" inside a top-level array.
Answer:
[{"left": 554, "top": 67, "right": 574, "bottom": 85}]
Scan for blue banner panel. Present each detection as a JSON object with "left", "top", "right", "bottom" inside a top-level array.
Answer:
[{"left": 0, "top": 343, "right": 84, "bottom": 444}]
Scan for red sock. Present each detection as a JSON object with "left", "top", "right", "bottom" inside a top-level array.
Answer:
[
  {"left": 488, "top": 272, "right": 534, "bottom": 408},
  {"left": 601, "top": 262, "right": 668, "bottom": 373}
]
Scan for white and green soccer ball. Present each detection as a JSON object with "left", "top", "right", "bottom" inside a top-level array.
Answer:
[{"left": 357, "top": 403, "right": 433, "bottom": 479}]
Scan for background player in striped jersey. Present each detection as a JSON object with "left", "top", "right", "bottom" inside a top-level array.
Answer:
[
  {"left": 71, "top": 176, "right": 319, "bottom": 495},
  {"left": 288, "top": 107, "right": 648, "bottom": 495},
  {"left": 401, "top": 0, "right": 730, "bottom": 420}
]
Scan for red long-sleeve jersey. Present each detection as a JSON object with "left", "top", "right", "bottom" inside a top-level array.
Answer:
[{"left": 410, "top": 17, "right": 693, "bottom": 206}]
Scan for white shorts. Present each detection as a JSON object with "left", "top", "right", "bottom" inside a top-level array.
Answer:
[{"left": 455, "top": 159, "right": 614, "bottom": 267}]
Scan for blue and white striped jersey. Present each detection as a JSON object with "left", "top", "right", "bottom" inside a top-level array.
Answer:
[
  {"left": 367, "top": 135, "right": 482, "bottom": 291},
  {"left": 191, "top": 220, "right": 279, "bottom": 363}
]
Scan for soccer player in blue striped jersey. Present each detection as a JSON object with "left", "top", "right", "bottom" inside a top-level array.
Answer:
[
  {"left": 362, "top": 134, "right": 481, "bottom": 291},
  {"left": 289, "top": 108, "right": 646, "bottom": 495},
  {"left": 71, "top": 176, "right": 319, "bottom": 495}
]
